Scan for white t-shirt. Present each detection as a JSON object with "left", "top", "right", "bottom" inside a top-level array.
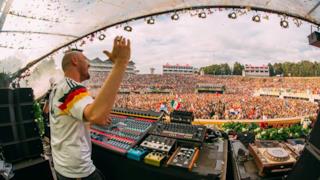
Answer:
[{"left": 49, "top": 77, "right": 95, "bottom": 178}]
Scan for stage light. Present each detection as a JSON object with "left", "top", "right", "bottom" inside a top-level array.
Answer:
[
  {"left": 252, "top": 15, "right": 260, "bottom": 22},
  {"left": 147, "top": 17, "right": 155, "bottom": 24},
  {"left": 124, "top": 25, "right": 132, "bottom": 32},
  {"left": 171, "top": 12, "right": 179, "bottom": 21},
  {"left": 280, "top": 19, "right": 289, "bottom": 28},
  {"left": 198, "top": 11, "right": 206, "bottom": 19},
  {"left": 228, "top": 12, "right": 237, "bottom": 19},
  {"left": 98, "top": 34, "right": 106, "bottom": 41}
]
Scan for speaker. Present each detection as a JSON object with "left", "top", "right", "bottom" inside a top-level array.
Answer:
[
  {"left": 287, "top": 143, "right": 320, "bottom": 180},
  {"left": 0, "top": 126, "right": 16, "bottom": 144},
  {"left": 0, "top": 88, "right": 41, "bottom": 163},
  {"left": 13, "top": 88, "right": 34, "bottom": 104},
  {"left": 15, "top": 104, "right": 34, "bottom": 123},
  {"left": 0, "top": 159, "right": 54, "bottom": 180},
  {"left": 20, "top": 138, "right": 43, "bottom": 159},
  {"left": 1, "top": 138, "right": 42, "bottom": 163},
  {"left": 0, "top": 88, "right": 13, "bottom": 104},
  {"left": 18, "top": 122, "right": 39, "bottom": 140},
  {"left": 0, "top": 105, "right": 16, "bottom": 124}
]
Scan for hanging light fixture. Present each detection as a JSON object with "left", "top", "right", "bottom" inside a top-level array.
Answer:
[
  {"left": 293, "top": 18, "right": 302, "bottom": 27},
  {"left": 171, "top": 12, "right": 179, "bottom": 21},
  {"left": 147, "top": 17, "right": 155, "bottom": 24},
  {"left": 252, "top": 15, "right": 261, "bottom": 22},
  {"left": 280, "top": 19, "right": 289, "bottom": 28},
  {"left": 198, "top": 11, "right": 206, "bottom": 19},
  {"left": 98, "top": 33, "right": 106, "bottom": 41},
  {"left": 124, "top": 25, "right": 132, "bottom": 32},
  {"left": 228, "top": 12, "right": 237, "bottom": 19}
]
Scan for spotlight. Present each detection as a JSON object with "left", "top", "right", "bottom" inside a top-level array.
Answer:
[
  {"left": 124, "top": 25, "right": 132, "bottom": 32},
  {"left": 98, "top": 34, "right": 106, "bottom": 41},
  {"left": 198, "top": 11, "right": 206, "bottom": 19},
  {"left": 280, "top": 19, "right": 289, "bottom": 28},
  {"left": 228, "top": 12, "right": 237, "bottom": 19},
  {"left": 147, "top": 17, "right": 155, "bottom": 24},
  {"left": 171, "top": 12, "right": 179, "bottom": 21},
  {"left": 252, "top": 15, "right": 260, "bottom": 22}
]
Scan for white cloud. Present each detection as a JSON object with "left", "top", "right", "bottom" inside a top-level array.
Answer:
[{"left": 61, "top": 11, "right": 320, "bottom": 74}]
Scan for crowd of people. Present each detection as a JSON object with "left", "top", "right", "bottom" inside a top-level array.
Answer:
[{"left": 85, "top": 72, "right": 319, "bottom": 120}]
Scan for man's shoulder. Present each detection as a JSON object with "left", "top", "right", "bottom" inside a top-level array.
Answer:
[
  {"left": 55, "top": 77, "right": 86, "bottom": 91},
  {"left": 54, "top": 77, "right": 89, "bottom": 103}
]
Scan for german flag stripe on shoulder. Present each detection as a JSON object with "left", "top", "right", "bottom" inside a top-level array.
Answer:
[{"left": 58, "top": 85, "right": 89, "bottom": 112}]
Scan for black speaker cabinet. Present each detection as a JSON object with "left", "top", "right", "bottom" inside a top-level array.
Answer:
[
  {"left": 0, "top": 159, "right": 54, "bottom": 180},
  {"left": 18, "top": 122, "right": 39, "bottom": 140},
  {"left": 0, "top": 125, "right": 16, "bottom": 144},
  {"left": 287, "top": 143, "right": 320, "bottom": 180},
  {"left": 0, "top": 88, "right": 13, "bottom": 104},
  {"left": 0, "top": 105, "right": 16, "bottom": 124},
  {"left": 13, "top": 88, "right": 34, "bottom": 104},
  {"left": 1, "top": 138, "right": 42, "bottom": 163},
  {"left": 15, "top": 104, "right": 34, "bottom": 123}
]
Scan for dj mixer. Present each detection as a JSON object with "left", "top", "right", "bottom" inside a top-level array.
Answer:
[{"left": 90, "top": 109, "right": 163, "bottom": 155}]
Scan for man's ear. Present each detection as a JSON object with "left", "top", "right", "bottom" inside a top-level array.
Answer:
[{"left": 70, "top": 56, "right": 78, "bottom": 66}]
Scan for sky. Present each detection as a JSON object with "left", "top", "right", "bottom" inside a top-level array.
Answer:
[
  {"left": 3, "top": 8, "right": 320, "bottom": 97},
  {"left": 74, "top": 10, "right": 320, "bottom": 74},
  {"left": 1, "top": 9, "right": 320, "bottom": 75}
]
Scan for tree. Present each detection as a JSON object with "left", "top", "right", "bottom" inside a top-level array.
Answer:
[
  {"left": 268, "top": 63, "right": 275, "bottom": 76},
  {"left": 233, "top": 62, "right": 244, "bottom": 75},
  {"left": 273, "top": 63, "right": 283, "bottom": 75},
  {"left": 0, "top": 72, "right": 11, "bottom": 88}
]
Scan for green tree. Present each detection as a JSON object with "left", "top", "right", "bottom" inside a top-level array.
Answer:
[
  {"left": 268, "top": 63, "right": 274, "bottom": 76},
  {"left": 0, "top": 72, "right": 11, "bottom": 88},
  {"left": 233, "top": 62, "right": 244, "bottom": 75},
  {"left": 273, "top": 63, "right": 283, "bottom": 75}
]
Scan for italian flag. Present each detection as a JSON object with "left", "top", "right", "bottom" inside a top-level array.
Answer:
[{"left": 170, "top": 99, "right": 181, "bottom": 110}]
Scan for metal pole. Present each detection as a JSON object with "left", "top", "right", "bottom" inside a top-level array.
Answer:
[{"left": 0, "top": 0, "right": 14, "bottom": 31}]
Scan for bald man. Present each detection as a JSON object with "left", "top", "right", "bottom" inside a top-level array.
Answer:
[{"left": 49, "top": 36, "right": 131, "bottom": 180}]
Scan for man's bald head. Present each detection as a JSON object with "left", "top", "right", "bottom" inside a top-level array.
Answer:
[
  {"left": 61, "top": 50, "right": 91, "bottom": 82},
  {"left": 61, "top": 51, "right": 83, "bottom": 72}
]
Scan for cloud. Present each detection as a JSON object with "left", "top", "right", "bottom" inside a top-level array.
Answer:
[{"left": 76, "top": 11, "right": 320, "bottom": 74}]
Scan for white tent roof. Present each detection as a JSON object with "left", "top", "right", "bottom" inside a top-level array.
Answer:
[{"left": 1, "top": 0, "right": 320, "bottom": 77}]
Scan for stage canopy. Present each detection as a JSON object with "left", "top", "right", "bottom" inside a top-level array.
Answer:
[{"left": 0, "top": 0, "right": 320, "bottom": 95}]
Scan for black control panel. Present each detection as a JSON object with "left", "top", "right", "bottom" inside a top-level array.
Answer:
[
  {"left": 167, "top": 147, "right": 199, "bottom": 171},
  {"left": 170, "top": 110, "right": 194, "bottom": 124},
  {"left": 140, "top": 135, "right": 176, "bottom": 153},
  {"left": 91, "top": 113, "right": 157, "bottom": 155},
  {"left": 112, "top": 108, "right": 164, "bottom": 120},
  {"left": 149, "top": 122, "right": 206, "bottom": 146}
]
